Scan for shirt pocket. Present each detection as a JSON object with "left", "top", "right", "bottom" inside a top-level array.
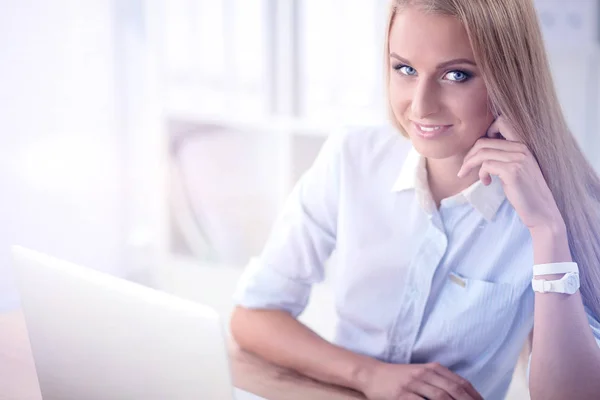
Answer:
[{"left": 433, "top": 272, "right": 524, "bottom": 356}]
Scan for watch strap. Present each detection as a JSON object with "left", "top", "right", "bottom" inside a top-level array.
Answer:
[
  {"left": 532, "top": 272, "right": 580, "bottom": 294},
  {"left": 533, "top": 262, "right": 578, "bottom": 276}
]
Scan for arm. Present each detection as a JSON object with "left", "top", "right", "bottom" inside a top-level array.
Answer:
[
  {"left": 230, "top": 306, "right": 374, "bottom": 392},
  {"left": 230, "top": 307, "right": 482, "bottom": 400},
  {"left": 528, "top": 222, "right": 600, "bottom": 400},
  {"left": 455, "top": 119, "right": 600, "bottom": 398},
  {"left": 229, "top": 131, "right": 369, "bottom": 390}
]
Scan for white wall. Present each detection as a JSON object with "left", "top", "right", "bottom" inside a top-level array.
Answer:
[
  {"left": 0, "top": 0, "right": 127, "bottom": 309},
  {"left": 548, "top": 51, "right": 600, "bottom": 170}
]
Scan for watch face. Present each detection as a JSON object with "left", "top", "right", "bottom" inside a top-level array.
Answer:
[{"left": 566, "top": 274, "right": 579, "bottom": 294}]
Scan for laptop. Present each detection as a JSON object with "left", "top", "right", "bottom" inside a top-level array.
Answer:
[{"left": 11, "top": 246, "right": 264, "bottom": 400}]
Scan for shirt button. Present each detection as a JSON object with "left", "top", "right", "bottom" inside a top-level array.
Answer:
[{"left": 410, "top": 286, "right": 419, "bottom": 297}]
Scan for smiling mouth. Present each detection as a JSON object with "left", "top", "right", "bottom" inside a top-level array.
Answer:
[
  {"left": 411, "top": 122, "right": 453, "bottom": 138},
  {"left": 413, "top": 122, "right": 452, "bottom": 132}
]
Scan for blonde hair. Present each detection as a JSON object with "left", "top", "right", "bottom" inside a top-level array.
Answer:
[{"left": 384, "top": 0, "right": 600, "bottom": 322}]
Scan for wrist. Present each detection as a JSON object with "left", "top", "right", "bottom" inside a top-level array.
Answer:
[
  {"left": 529, "top": 215, "right": 566, "bottom": 239},
  {"left": 351, "top": 355, "right": 380, "bottom": 394},
  {"left": 530, "top": 220, "right": 572, "bottom": 265}
]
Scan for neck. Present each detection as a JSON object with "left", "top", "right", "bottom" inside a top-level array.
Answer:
[{"left": 426, "top": 155, "right": 480, "bottom": 207}]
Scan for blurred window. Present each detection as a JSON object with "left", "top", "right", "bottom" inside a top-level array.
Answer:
[
  {"left": 164, "top": 0, "right": 269, "bottom": 119},
  {"left": 162, "top": 0, "right": 389, "bottom": 126}
]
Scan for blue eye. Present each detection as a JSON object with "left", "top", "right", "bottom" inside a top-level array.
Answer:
[
  {"left": 394, "top": 64, "right": 417, "bottom": 76},
  {"left": 445, "top": 70, "right": 471, "bottom": 82}
]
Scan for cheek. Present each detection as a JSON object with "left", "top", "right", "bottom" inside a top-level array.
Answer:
[
  {"left": 456, "top": 101, "right": 490, "bottom": 123},
  {"left": 452, "top": 89, "right": 492, "bottom": 130},
  {"left": 388, "top": 79, "right": 410, "bottom": 112}
]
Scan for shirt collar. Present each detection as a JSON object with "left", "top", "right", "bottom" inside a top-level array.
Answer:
[{"left": 391, "top": 147, "right": 506, "bottom": 221}]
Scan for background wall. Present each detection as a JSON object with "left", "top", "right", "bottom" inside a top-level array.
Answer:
[{"left": 1, "top": 0, "right": 126, "bottom": 309}]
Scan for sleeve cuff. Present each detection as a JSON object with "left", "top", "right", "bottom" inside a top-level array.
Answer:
[{"left": 233, "top": 258, "right": 313, "bottom": 318}]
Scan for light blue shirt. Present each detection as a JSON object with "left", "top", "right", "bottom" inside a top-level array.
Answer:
[{"left": 233, "top": 125, "right": 600, "bottom": 399}]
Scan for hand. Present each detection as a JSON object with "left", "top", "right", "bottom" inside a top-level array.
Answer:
[
  {"left": 457, "top": 115, "right": 564, "bottom": 231},
  {"left": 360, "top": 361, "right": 483, "bottom": 400}
]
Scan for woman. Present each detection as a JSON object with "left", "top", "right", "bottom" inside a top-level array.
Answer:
[{"left": 230, "top": 0, "right": 600, "bottom": 399}]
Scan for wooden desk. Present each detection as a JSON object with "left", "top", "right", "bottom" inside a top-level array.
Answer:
[
  {"left": 0, "top": 310, "right": 42, "bottom": 400},
  {"left": 0, "top": 311, "right": 364, "bottom": 400}
]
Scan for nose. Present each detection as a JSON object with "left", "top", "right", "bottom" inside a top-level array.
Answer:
[{"left": 411, "top": 79, "right": 441, "bottom": 119}]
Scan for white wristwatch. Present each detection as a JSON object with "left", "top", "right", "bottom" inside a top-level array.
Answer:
[{"left": 532, "top": 272, "right": 580, "bottom": 294}]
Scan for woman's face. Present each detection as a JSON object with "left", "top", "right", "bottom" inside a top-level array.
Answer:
[{"left": 388, "top": 7, "right": 494, "bottom": 160}]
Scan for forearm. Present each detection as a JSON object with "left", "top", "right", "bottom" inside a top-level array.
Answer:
[
  {"left": 230, "top": 306, "right": 377, "bottom": 393},
  {"left": 529, "top": 224, "right": 600, "bottom": 399}
]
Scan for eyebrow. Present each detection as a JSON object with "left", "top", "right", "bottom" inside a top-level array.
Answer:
[{"left": 390, "top": 52, "right": 477, "bottom": 69}]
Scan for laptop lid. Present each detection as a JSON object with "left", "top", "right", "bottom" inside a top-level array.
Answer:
[{"left": 11, "top": 246, "right": 235, "bottom": 400}]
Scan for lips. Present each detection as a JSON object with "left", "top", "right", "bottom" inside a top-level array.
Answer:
[{"left": 412, "top": 122, "right": 453, "bottom": 139}]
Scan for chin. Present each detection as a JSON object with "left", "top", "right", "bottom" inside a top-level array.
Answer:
[
  {"left": 408, "top": 135, "right": 462, "bottom": 160},
  {"left": 412, "top": 144, "right": 458, "bottom": 160}
]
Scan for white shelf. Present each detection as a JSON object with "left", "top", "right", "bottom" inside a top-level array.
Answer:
[{"left": 166, "top": 110, "right": 386, "bottom": 138}]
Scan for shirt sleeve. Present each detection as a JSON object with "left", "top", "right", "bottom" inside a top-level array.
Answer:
[
  {"left": 527, "top": 305, "right": 600, "bottom": 383},
  {"left": 232, "top": 129, "right": 346, "bottom": 317}
]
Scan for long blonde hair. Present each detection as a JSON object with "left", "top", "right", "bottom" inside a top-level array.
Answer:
[{"left": 384, "top": 0, "right": 600, "bottom": 322}]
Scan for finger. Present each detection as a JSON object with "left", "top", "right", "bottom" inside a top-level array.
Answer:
[
  {"left": 407, "top": 380, "right": 453, "bottom": 400},
  {"left": 487, "top": 115, "right": 520, "bottom": 142},
  {"left": 462, "top": 137, "right": 527, "bottom": 165},
  {"left": 479, "top": 166, "right": 492, "bottom": 186},
  {"left": 421, "top": 369, "right": 477, "bottom": 400},
  {"left": 478, "top": 160, "right": 521, "bottom": 186},
  {"left": 485, "top": 117, "right": 503, "bottom": 139},
  {"left": 429, "top": 364, "right": 484, "bottom": 400},
  {"left": 471, "top": 137, "right": 527, "bottom": 155},
  {"left": 458, "top": 148, "right": 523, "bottom": 178},
  {"left": 398, "top": 393, "right": 425, "bottom": 400}
]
